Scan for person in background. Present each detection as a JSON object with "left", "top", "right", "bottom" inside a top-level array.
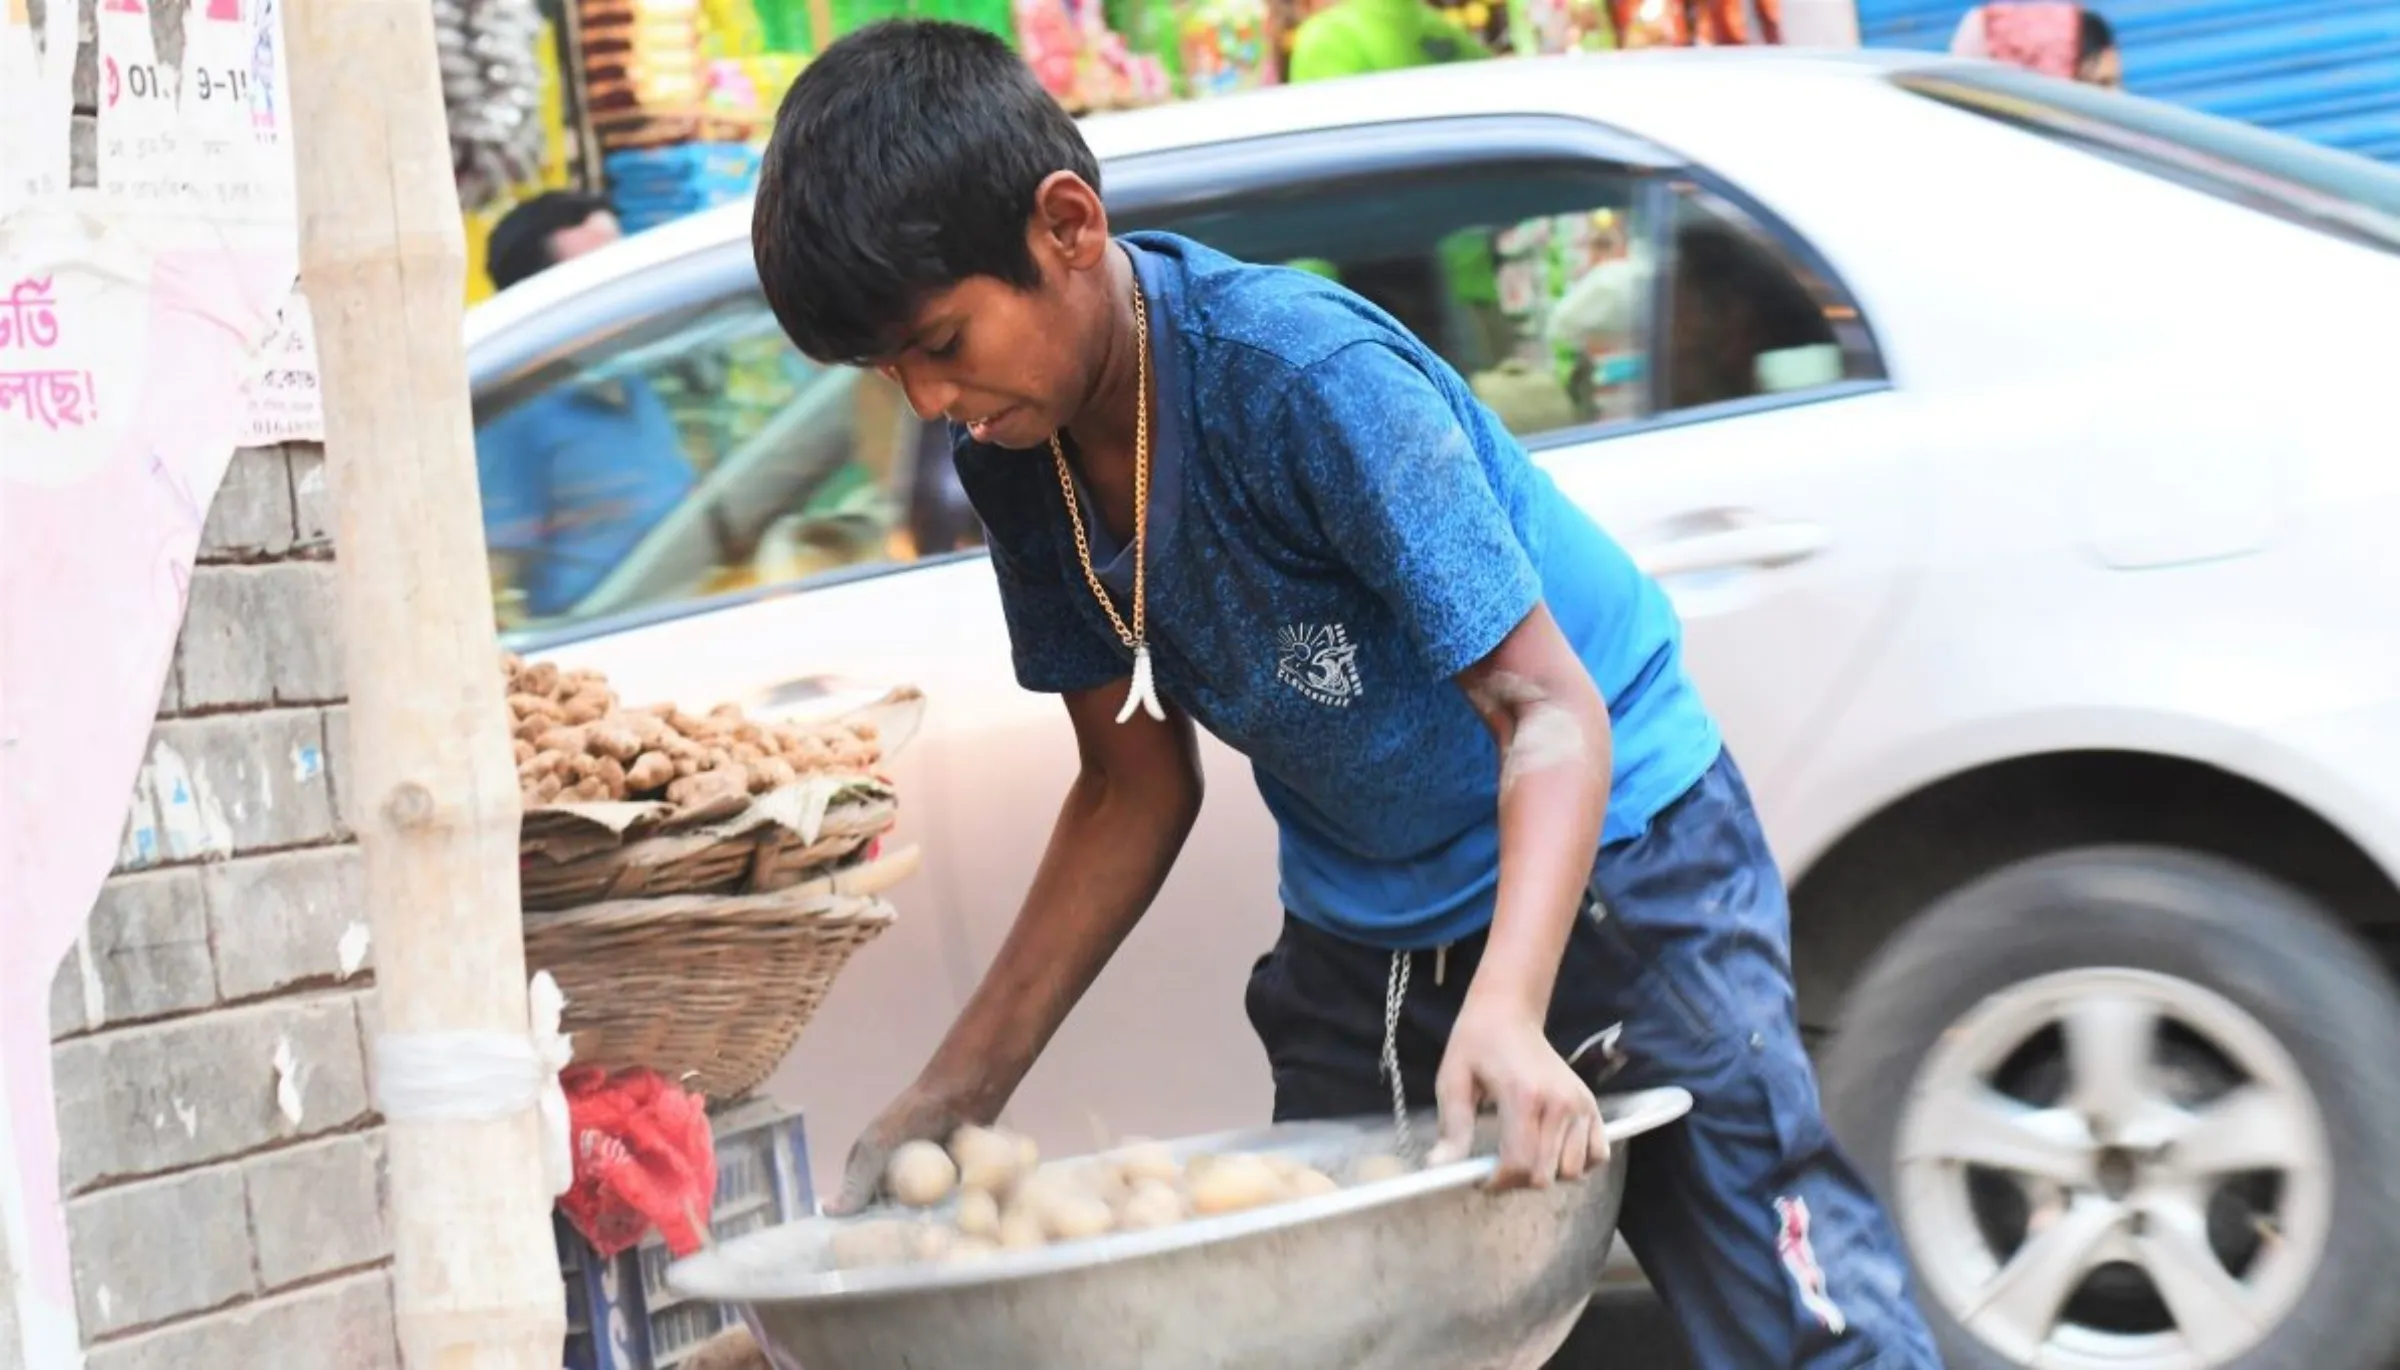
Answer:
[
  {"left": 478, "top": 191, "right": 697, "bottom": 623},
  {"left": 1284, "top": 0, "right": 1487, "bottom": 76},
  {"left": 1950, "top": 2, "right": 2122, "bottom": 89},
  {"left": 486, "top": 190, "right": 628, "bottom": 293}
]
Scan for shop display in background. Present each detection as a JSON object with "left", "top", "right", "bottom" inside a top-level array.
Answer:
[
  {"left": 1438, "top": 0, "right": 1510, "bottom": 50},
  {"left": 583, "top": 0, "right": 719, "bottom": 149},
  {"left": 607, "top": 142, "right": 764, "bottom": 234},
  {"left": 701, "top": 0, "right": 773, "bottom": 54},
  {"left": 1018, "top": 0, "right": 1173, "bottom": 112},
  {"left": 1178, "top": 0, "right": 1279, "bottom": 95},
  {"left": 1605, "top": 0, "right": 1781, "bottom": 46},
  {"left": 442, "top": 0, "right": 1796, "bottom": 290},
  {"left": 1284, "top": 0, "right": 1490, "bottom": 83},
  {"left": 703, "top": 54, "right": 813, "bottom": 139},
  {"left": 466, "top": 9, "right": 586, "bottom": 303},
  {"left": 1509, "top": 0, "right": 1616, "bottom": 54},
  {"left": 694, "top": 0, "right": 813, "bottom": 144},
  {"left": 441, "top": 0, "right": 556, "bottom": 211}
]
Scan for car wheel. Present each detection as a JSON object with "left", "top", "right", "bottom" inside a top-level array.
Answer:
[{"left": 1820, "top": 846, "right": 2400, "bottom": 1370}]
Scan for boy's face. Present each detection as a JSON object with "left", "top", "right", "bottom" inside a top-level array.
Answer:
[{"left": 872, "top": 174, "right": 1118, "bottom": 451}]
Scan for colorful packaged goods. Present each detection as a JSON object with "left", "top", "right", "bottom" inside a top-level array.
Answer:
[
  {"left": 605, "top": 142, "right": 766, "bottom": 234},
  {"left": 701, "top": 53, "right": 811, "bottom": 143},
  {"left": 1177, "top": 0, "right": 1277, "bottom": 97},
  {"left": 699, "top": 0, "right": 770, "bottom": 56},
  {"left": 1016, "top": 0, "right": 1170, "bottom": 113},
  {"left": 438, "top": 0, "right": 550, "bottom": 210},
  {"left": 1509, "top": 0, "right": 1614, "bottom": 54},
  {"left": 582, "top": 0, "right": 710, "bottom": 150},
  {"left": 1604, "top": 0, "right": 1780, "bottom": 46}
]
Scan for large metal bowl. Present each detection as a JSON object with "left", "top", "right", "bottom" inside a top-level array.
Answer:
[{"left": 668, "top": 1086, "right": 1691, "bottom": 1370}]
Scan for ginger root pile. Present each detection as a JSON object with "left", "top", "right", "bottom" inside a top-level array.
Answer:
[
  {"left": 825, "top": 1124, "right": 1420, "bottom": 1272},
  {"left": 503, "top": 655, "right": 880, "bottom": 809}
]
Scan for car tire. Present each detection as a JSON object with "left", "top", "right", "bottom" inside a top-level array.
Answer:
[{"left": 1820, "top": 845, "right": 2400, "bottom": 1370}]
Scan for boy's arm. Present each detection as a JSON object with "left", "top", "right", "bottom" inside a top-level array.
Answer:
[
  {"left": 1440, "top": 605, "right": 1613, "bottom": 1185},
  {"left": 917, "top": 677, "right": 1204, "bottom": 1116},
  {"left": 831, "top": 674, "right": 1204, "bottom": 1210},
  {"left": 1272, "top": 341, "right": 1610, "bottom": 1187}
]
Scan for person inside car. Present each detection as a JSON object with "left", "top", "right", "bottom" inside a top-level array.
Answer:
[
  {"left": 478, "top": 192, "right": 697, "bottom": 622},
  {"left": 749, "top": 21, "right": 1941, "bottom": 1369}
]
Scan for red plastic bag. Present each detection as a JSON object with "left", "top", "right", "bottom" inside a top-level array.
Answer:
[{"left": 557, "top": 1065, "right": 718, "bottom": 1258}]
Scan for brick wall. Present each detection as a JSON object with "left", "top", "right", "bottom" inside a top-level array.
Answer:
[
  {"left": 45, "top": 443, "right": 399, "bottom": 1369},
  {"left": 26, "top": 0, "right": 404, "bottom": 1358}
]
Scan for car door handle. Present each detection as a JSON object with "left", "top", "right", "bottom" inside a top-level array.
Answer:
[{"left": 1635, "top": 518, "right": 1830, "bottom": 580}]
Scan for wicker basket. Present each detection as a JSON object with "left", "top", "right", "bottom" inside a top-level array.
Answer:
[
  {"left": 749, "top": 796, "right": 899, "bottom": 893},
  {"left": 524, "top": 875, "right": 902, "bottom": 1099}
]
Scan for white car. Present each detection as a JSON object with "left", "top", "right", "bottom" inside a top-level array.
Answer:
[{"left": 470, "top": 49, "right": 2400, "bottom": 1370}]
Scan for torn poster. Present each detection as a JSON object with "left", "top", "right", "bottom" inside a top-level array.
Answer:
[
  {"left": 0, "top": 0, "right": 302, "bottom": 1360},
  {"left": 237, "top": 287, "right": 323, "bottom": 445}
]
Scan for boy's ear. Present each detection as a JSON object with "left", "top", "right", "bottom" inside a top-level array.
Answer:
[{"left": 1029, "top": 171, "right": 1111, "bottom": 273}]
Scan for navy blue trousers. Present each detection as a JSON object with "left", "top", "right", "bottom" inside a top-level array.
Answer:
[{"left": 1243, "top": 751, "right": 1940, "bottom": 1369}]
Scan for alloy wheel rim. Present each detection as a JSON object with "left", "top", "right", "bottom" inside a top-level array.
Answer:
[{"left": 1895, "top": 967, "right": 2331, "bottom": 1370}]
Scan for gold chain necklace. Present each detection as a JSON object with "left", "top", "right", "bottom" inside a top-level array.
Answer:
[{"left": 1050, "top": 277, "right": 1165, "bottom": 725}]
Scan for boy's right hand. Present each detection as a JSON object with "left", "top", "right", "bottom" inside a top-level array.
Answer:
[
  {"left": 825, "top": 683, "right": 1203, "bottom": 1218},
  {"left": 828, "top": 1085, "right": 973, "bottom": 1216}
]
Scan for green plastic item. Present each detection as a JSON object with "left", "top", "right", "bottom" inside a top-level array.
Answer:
[
  {"left": 754, "top": 0, "right": 813, "bottom": 52},
  {"left": 1111, "top": 0, "right": 1182, "bottom": 78},
  {"left": 753, "top": 0, "right": 963, "bottom": 54},
  {"left": 948, "top": 0, "right": 1019, "bottom": 43}
]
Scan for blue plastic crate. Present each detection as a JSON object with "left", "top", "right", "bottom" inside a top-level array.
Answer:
[
  {"left": 558, "top": 1098, "right": 816, "bottom": 1370},
  {"left": 605, "top": 141, "right": 766, "bottom": 238},
  {"left": 604, "top": 145, "right": 763, "bottom": 197},
  {"left": 603, "top": 143, "right": 764, "bottom": 181}
]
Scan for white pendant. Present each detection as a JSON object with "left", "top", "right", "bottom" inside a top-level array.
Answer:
[{"left": 1116, "top": 643, "right": 1167, "bottom": 724}]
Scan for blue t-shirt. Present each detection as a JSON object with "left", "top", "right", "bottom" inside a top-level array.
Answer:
[
  {"left": 955, "top": 233, "right": 1721, "bottom": 950},
  {"left": 478, "top": 377, "right": 696, "bottom": 618}
]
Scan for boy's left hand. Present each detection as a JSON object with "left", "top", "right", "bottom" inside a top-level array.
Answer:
[{"left": 1428, "top": 995, "right": 1609, "bottom": 1188}]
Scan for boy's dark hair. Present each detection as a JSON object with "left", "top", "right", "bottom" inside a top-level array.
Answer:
[
  {"left": 2076, "top": 8, "right": 2116, "bottom": 63},
  {"left": 752, "top": 20, "right": 1100, "bottom": 364},
  {"left": 487, "top": 190, "right": 613, "bottom": 292}
]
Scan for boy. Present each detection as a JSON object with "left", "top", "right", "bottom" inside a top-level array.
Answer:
[{"left": 751, "top": 21, "right": 1937, "bottom": 1368}]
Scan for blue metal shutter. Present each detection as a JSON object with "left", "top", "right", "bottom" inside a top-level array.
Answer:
[{"left": 1850, "top": 0, "right": 2400, "bottom": 165}]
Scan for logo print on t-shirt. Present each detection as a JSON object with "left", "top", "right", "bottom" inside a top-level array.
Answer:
[{"left": 1276, "top": 624, "right": 1364, "bottom": 708}]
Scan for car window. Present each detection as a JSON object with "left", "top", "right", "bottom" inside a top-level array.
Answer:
[
  {"left": 1122, "top": 157, "right": 1880, "bottom": 440},
  {"left": 1896, "top": 67, "right": 2400, "bottom": 255},
  {"left": 1127, "top": 161, "right": 1655, "bottom": 439},
  {"left": 471, "top": 291, "right": 982, "bottom": 638},
  {"left": 1659, "top": 180, "right": 1883, "bottom": 413}
]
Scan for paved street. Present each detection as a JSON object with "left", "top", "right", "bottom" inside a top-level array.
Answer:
[{"left": 1585, "top": 1288, "right": 1693, "bottom": 1368}]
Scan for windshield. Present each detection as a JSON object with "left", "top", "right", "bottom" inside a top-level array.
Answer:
[{"left": 1895, "top": 65, "right": 2400, "bottom": 255}]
